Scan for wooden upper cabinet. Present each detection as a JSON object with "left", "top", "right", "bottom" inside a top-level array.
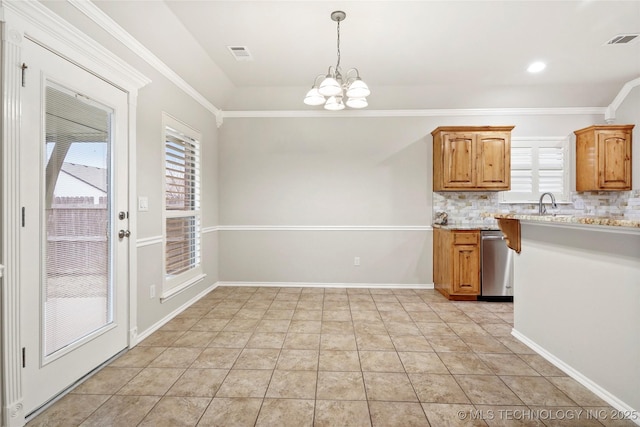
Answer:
[
  {"left": 575, "top": 125, "right": 633, "bottom": 191},
  {"left": 432, "top": 126, "right": 514, "bottom": 191}
]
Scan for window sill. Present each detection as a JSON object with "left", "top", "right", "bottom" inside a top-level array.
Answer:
[{"left": 161, "top": 273, "right": 207, "bottom": 303}]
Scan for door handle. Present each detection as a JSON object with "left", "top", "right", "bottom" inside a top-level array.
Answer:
[{"left": 118, "top": 230, "right": 131, "bottom": 239}]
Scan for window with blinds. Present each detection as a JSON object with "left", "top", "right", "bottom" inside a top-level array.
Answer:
[
  {"left": 163, "top": 114, "right": 203, "bottom": 297},
  {"left": 501, "top": 137, "right": 570, "bottom": 203}
]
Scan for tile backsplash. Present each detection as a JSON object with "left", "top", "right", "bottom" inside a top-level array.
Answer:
[{"left": 433, "top": 190, "right": 640, "bottom": 226}]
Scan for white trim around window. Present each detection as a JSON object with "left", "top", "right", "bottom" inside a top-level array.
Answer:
[{"left": 161, "top": 113, "right": 205, "bottom": 300}]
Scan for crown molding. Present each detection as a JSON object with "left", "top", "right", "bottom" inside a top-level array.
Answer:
[
  {"left": 67, "top": 0, "right": 224, "bottom": 125},
  {"left": 221, "top": 107, "right": 606, "bottom": 119},
  {"left": 605, "top": 76, "right": 640, "bottom": 122}
]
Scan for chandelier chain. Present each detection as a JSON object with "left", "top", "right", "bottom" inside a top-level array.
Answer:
[{"left": 336, "top": 19, "right": 341, "bottom": 74}]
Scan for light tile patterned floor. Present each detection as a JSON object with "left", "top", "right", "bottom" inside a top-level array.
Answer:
[{"left": 27, "top": 287, "right": 634, "bottom": 426}]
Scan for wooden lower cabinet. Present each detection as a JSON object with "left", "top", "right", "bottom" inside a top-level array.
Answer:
[{"left": 434, "top": 228, "right": 480, "bottom": 300}]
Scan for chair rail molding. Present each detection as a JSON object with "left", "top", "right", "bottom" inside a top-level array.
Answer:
[{"left": 217, "top": 225, "right": 432, "bottom": 232}]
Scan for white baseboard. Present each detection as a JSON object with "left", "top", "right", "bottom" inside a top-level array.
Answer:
[
  {"left": 511, "top": 329, "right": 640, "bottom": 426},
  {"left": 134, "top": 282, "right": 218, "bottom": 344},
  {"left": 217, "top": 281, "right": 434, "bottom": 290}
]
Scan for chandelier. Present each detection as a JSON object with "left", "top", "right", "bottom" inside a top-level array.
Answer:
[{"left": 304, "top": 11, "right": 370, "bottom": 110}]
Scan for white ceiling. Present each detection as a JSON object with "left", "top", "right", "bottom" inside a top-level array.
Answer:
[{"left": 92, "top": 0, "right": 640, "bottom": 110}]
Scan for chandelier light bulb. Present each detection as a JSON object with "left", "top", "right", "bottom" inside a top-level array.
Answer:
[
  {"left": 324, "top": 96, "right": 345, "bottom": 111},
  {"left": 346, "top": 78, "right": 370, "bottom": 98},
  {"left": 346, "top": 97, "right": 368, "bottom": 109},
  {"left": 304, "top": 87, "right": 326, "bottom": 106},
  {"left": 318, "top": 76, "right": 342, "bottom": 97}
]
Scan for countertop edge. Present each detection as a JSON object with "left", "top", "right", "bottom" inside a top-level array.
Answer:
[
  {"left": 493, "top": 214, "right": 640, "bottom": 234},
  {"left": 432, "top": 224, "right": 501, "bottom": 231}
]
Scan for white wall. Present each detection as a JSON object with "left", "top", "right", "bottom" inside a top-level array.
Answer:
[
  {"left": 614, "top": 85, "right": 640, "bottom": 189},
  {"left": 513, "top": 222, "right": 640, "bottom": 415}
]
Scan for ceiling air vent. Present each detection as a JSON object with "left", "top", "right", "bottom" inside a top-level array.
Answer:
[
  {"left": 227, "top": 46, "right": 253, "bottom": 61},
  {"left": 605, "top": 34, "right": 639, "bottom": 45}
]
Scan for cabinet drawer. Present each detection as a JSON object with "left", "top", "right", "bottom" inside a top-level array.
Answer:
[{"left": 453, "top": 233, "right": 479, "bottom": 245}]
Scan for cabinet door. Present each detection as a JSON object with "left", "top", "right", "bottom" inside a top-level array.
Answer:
[
  {"left": 442, "top": 133, "right": 475, "bottom": 188},
  {"left": 476, "top": 132, "right": 510, "bottom": 189},
  {"left": 452, "top": 243, "right": 480, "bottom": 295},
  {"left": 597, "top": 131, "right": 631, "bottom": 190}
]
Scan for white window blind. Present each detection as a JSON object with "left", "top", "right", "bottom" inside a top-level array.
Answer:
[
  {"left": 163, "top": 114, "right": 203, "bottom": 297},
  {"left": 501, "top": 137, "right": 570, "bottom": 203}
]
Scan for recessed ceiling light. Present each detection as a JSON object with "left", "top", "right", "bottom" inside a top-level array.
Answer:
[{"left": 527, "top": 61, "right": 546, "bottom": 73}]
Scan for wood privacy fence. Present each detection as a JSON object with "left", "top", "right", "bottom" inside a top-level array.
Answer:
[{"left": 46, "top": 196, "right": 108, "bottom": 277}]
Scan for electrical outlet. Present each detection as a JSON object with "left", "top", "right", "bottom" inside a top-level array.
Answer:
[
  {"left": 150, "top": 285, "right": 156, "bottom": 299},
  {"left": 354, "top": 257, "right": 360, "bottom": 266}
]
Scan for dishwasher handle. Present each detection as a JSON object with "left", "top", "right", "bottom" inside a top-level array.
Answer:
[{"left": 481, "top": 235, "right": 505, "bottom": 241}]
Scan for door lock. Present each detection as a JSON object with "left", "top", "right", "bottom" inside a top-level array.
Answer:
[
  {"left": 118, "top": 211, "right": 128, "bottom": 220},
  {"left": 118, "top": 230, "right": 131, "bottom": 239}
]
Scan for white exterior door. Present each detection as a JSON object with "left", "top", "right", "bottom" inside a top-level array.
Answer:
[{"left": 19, "top": 39, "right": 129, "bottom": 415}]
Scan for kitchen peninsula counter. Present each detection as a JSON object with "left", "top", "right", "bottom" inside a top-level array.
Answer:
[
  {"left": 493, "top": 213, "right": 640, "bottom": 418},
  {"left": 493, "top": 213, "right": 640, "bottom": 231}
]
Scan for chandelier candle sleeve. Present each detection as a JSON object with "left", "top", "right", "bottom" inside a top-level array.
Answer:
[{"left": 303, "top": 11, "right": 370, "bottom": 110}]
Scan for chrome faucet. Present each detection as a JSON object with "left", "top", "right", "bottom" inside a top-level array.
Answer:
[{"left": 538, "top": 192, "right": 557, "bottom": 214}]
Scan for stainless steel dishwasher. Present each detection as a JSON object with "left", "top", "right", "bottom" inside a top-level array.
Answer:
[{"left": 479, "top": 230, "right": 514, "bottom": 301}]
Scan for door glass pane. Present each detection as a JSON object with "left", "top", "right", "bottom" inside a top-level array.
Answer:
[{"left": 44, "top": 84, "right": 113, "bottom": 357}]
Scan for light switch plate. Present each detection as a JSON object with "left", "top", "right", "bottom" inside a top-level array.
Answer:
[{"left": 138, "top": 196, "right": 149, "bottom": 212}]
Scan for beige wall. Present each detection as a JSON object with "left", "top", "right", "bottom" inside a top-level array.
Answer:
[
  {"left": 219, "top": 117, "right": 431, "bottom": 225},
  {"left": 218, "top": 117, "right": 433, "bottom": 285}
]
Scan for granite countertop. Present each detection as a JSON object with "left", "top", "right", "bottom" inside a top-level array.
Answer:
[
  {"left": 433, "top": 223, "right": 501, "bottom": 231},
  {"left": 493, "top": 213, "right": 640, "bottom": 229}
]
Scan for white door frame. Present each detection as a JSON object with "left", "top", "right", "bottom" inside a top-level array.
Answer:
[{"left": 0, "top": 2, "right": 149, "bottom": 426}]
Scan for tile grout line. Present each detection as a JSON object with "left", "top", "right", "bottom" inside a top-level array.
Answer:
[{"left": 34, "top": 287, "right": 616, "bottom": 427}]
